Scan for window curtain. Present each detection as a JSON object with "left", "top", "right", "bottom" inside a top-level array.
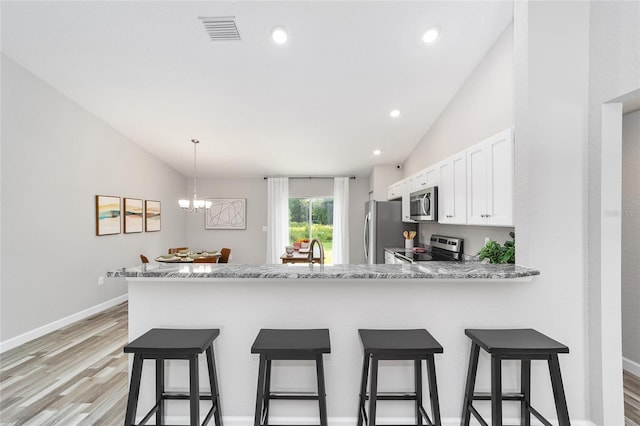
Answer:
[
  {"left": 332, "top": 177, "right": 350, "bottom": 264},
  {"left": 266, "top": 177, "right": 290, "bottom": 264}
]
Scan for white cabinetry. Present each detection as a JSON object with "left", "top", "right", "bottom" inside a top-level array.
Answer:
[
  {"left": 466, "top": 128, "right": 514, "bottom": 226},
  {"left": 400, "top": 177, "right": 415, "bottom": 223},
  {"left": 387, "top": 182, "right": 402, "bottom": 200},
  {"left": 438, "top": 152, "right": 467, "bottom": 224},
  {"left": 412, "top": 166, "right": 439, "bottom": 192}
]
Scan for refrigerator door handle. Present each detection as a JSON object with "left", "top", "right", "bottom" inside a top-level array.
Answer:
[{"left": 364, "top": 213, "right": 370, "bottom": 262}]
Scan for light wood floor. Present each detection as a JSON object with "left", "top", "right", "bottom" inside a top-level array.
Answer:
[
  {"left": 1, "top": 301, "right": 639, "bottom": 425},
  {"left": 0, "top": 302, "right": 128, "bottom": 425}
]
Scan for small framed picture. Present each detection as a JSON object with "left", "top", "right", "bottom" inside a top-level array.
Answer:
[
  {"left": 124, "top": 198, "right": 144, "bottom": 233},
  {"left": 96, "top": 195, "right": 121, "bottom": 236},
  {"left": 205, "top": 198, "right": 246, "bottom": 230},
  {"left": 145, "top": 200, "right": 161, "bottom": 232}
]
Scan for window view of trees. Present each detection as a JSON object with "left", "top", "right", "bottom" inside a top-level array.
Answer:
[{"left": 289, "top": 197, "right": 333, "bottom": 263}]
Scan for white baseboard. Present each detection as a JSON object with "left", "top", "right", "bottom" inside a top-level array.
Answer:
[
  {"left": 624, "top": 356, "right": 640, "bottom": 377},
  {"left": 161, "top": 416, "right": 596, "bottom": 426},
  {"left": 0, "top": 294, "right": 128, "bottom": 354}
]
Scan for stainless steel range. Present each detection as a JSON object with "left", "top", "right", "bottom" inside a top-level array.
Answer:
[{"left": 390, "top": 234, "right": 464, "bottom": 264}]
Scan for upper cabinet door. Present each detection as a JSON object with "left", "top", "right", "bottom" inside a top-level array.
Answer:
[
  {"left": 466, "top": 128, "right": 514, "bottom": 226},
  {"left": 439, "top": 153, "right": 467, "bottom": 224},
  {"left": 486, "top": 128, "right": 514, "bottom": 226},
  {"left": 466, "top": 142, "right": 488, "bottom": 224}
]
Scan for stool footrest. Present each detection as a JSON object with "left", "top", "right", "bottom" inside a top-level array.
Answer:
[
  {"left": 364, "top": 391, "right": 419, "bottom": 401},
  {"left": 268, "top": 391, "right": 321, "bottom": 400},
  {"left": 472, "top": 391, "right": 524, "bottom": 401},
  {"left": 162, "top": 391, "right": 214, "bottom": 401}
]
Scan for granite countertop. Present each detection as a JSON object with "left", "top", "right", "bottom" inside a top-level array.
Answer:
[{"left": 106, "top": 262, "right": 540, "bottom": 280}]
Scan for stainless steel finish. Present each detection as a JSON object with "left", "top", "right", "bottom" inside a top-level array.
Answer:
[
  {"left": 429, "top": 234, "right": 464, "bottom": 254},
  {"left": 409, "top": 186, "right": 438, "bottom": 221},
  {"left": 364, "top": 200, "right": 416, "bottom": 264},
  {"left": 308, "top": 238, "right": 325, "bottom": 264}
]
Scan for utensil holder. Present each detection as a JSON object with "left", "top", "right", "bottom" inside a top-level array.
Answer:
[{"left": 405, "top": 239, "right": 414, "bottom": 250}]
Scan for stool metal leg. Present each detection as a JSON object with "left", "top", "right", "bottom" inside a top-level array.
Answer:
[
  {"left": 426, "top": 356, "right": 441, "bottom": 426},
  {"left": 414, "top": 360, "right": 423, "bottom": 425},
  {"left": 254, "top": 355, "right": 267, "bottom": 426},
  {"left": 369, "top": 356, "right": 379, "bottom": 426},
  {"left": 357, "top": 354, "right": 370, "bottom": 426},
  {"left": 156, "top": 358, "right": 164, "bottom": 426},
  {"left": 461, "top": 343, "right": 480, "bottom": 426},
  {"left": 521, "top": 360, "right": 531, "bottom": 426},
  {"left": 490, "top": 355, "right": 502, "bottom": 426},
  {"left": 548, "top": 355, "right": 571, "bottom": 426},
  {"left": 316, "top": 355, "right": 328, "bottom": 426},
  {"left": 206, "top": 345, "right": 223, "bottom": 426},
  {"left": 189, "top": 354, "right": 200, "bottom": 426},
  {"left": 124, "top": 353, "right": 144, "bottom": 426}
]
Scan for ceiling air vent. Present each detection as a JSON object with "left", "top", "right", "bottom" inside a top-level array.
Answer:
[{"left": 199, "top": 16, "right": 241, "bottom": 41}]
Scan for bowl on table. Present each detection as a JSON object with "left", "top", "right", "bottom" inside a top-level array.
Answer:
[{"left": 285, "top": 246, "right": 295, "bottom": 257}]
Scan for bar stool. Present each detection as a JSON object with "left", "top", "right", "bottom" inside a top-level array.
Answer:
[
  {"left": 251, "top": 328, "right": 331, "bottom": 426},
  {"left": 124, "top": 328, "right": 223, "bottom": 426},
  {"left": 357, "top": 329, "right": 443, "bottom": 426},
  {"left": 461, "top": 328, "right": 570, "bottom": 426}
]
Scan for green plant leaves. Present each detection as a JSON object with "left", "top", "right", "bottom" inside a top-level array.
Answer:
[{"left": 478, "top": 235, "right": 515, "bottom": 264}]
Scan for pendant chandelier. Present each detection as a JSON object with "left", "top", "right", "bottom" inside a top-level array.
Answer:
[{"left": 179, "top": 139, "right": 212, "bottom": 212}]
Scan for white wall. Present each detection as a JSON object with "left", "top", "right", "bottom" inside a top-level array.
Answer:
[
  {"left": 368, "top": 164, "right": 403, "bottom": 201},
  {"left": 402, "top": 22, "right": 514, "bottom": 176},
  {"left": 586, "top": 1, "right": 640, "bottom": 423},
  {"left": 622, "top": 109, "right": 640, "bottom": 370},
  {"left": 185, "top": 177, "right": 369, "bottom": 264},
  {"left": 0, "top": 55, "right": 187, "bottom": 343}
]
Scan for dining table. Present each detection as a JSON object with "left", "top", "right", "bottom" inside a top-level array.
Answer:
[{"left": 154, "top": 251, "right": 221, "bottom": 263}]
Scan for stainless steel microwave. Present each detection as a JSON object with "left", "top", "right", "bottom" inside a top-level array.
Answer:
[{"left": 409, "top": 186, "right": 438, "bottom": 221}]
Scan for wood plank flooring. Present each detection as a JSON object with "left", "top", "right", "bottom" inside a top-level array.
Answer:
[
  {"left": 0, "top": 302, "right": 128, "bottom": 425},
  {"left": 626, "top": 370, "right": 640, "bottom": 426},
  {"left": 1, "top": 301, "right": 639, "bottom": 425}
]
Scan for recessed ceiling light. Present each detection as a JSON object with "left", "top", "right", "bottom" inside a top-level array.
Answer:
[
  {"left": 271, "top": 26, "right": 288, "bottom": 44},
  {"left": 422, "top": 28, "right": 440, "bottom": 44},
  {"left": 389, "top": 109, "right": 401, "bottom": 118},
  {"left": 373, "top": 149, "right": 382, "bottom": 156}
]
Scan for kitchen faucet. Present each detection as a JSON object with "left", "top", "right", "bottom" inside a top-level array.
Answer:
[{"left": 308, "top": 238, "right": 325, "bottom": 264}]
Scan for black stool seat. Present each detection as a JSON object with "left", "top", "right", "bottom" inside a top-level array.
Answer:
[
  {"left": 357, "top": 329, "right": 443, "bottom": 426},
  {"left": 462, "top": 328, "right": 570, "bottom": 426},
  {"left": 124, "top": 328, "right": 223, "bottom": 426},
  {"left": 252, "top": 329, "right": 331, "bottom": 426}
]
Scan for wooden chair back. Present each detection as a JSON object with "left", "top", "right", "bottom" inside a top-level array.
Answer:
[
  {"left": 218, "top": 248, "right": 231, "bottom": 263},
  {"left": 140, "top": 254, "right": 149, "bottom": 264},
  {"left": 168, "top": 247, "right": 188, "bottom": 254}
]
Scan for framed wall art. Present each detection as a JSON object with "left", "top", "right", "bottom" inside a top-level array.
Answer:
[
  {"left": 145, "top": 200, "right": 161, "bottom": 232},
  {"left": 205, "top": 198, "right": 246, "bottom": 230},
  {"left": 124, "top": 198, "right": 143, "bottom": 233},
  {"left": 96, "top": 195, "right": 121, "bottom": 236}
]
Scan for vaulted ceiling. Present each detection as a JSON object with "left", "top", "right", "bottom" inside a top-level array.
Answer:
[{"left": 1, "top": 1, "right": 513, "bottom": 178}]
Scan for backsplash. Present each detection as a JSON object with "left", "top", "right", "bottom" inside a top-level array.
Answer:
[{"left": 418, "top": 223, "right": 515, "bottom": 258}]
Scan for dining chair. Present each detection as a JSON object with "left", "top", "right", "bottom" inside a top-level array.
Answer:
[
  {"left": 168, "top": 247, "right": 188, "bottom": 254},
  {"left": 193, "top": 257, "right": 218, "bottom": 263},
  {"left": 218, "top": 248, "right": 231, "bottom": 263},
  {"left": 140, "top": 254, "right": 149, "bottom": 264}
]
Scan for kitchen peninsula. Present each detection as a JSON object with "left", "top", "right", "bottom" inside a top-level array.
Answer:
[{"left": 108, "top": 262, "right": 540, "bottom": 421}]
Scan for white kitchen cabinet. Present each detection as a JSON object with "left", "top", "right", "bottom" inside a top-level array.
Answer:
[
  {"left": 466, "top": 128, "right": 514, "bottom": 226},
  {"left": 387, "top": 182, "right": 402, "bottom": 200},
  {"left": 400, "top": 177, "right": 416, "bottom": 223},
  {"left": 438, "top": 152, "right": 467, "bottom": 224},
  {"left": 411, "top": 165, "right": 439, "bottom": 192}
]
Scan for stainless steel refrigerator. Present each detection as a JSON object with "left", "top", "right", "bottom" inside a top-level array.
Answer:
[{"left": 364, "top": 200, "right": 418, "bottom": 264}]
